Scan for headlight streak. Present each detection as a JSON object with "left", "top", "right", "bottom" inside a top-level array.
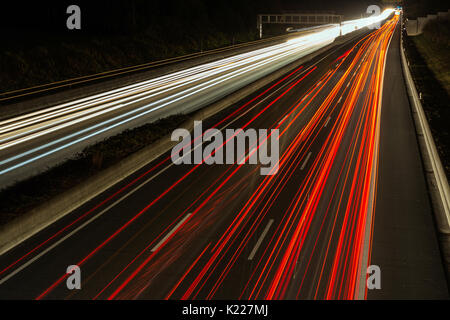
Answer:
[
  {"left": 0, "top": 42, "right": 306, "bottom": 147},
  {"left": 0, "top": 43, "right": 316, "bottom": 175},
  {"left": 0, "top": 33, "right": 326, "bottom": 175},
  {"left": 341, "top": 9, "right": 395, "bottom": 36},
  {"left": 0, "top": 41, "right": 299, "bottom": 135},
  {"left": 0, "top": 41, "right": 296, "bottom": 130}
]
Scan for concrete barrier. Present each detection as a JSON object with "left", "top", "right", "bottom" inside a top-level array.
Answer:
[
  {"left": 406, "top": 10, "right": 449, "bottom": 36},
  {"left": 0, "top": 30, "right": 365, "bottom": 255},
  {"left": 400, "top": 22, "right": 450, "bottom": 276}
]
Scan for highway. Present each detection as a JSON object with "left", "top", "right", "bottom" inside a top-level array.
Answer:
[{"left": 0, "top": 14, "right": 448, "bottom": 299}]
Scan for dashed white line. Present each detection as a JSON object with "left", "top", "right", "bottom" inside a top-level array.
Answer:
[
  {"left": 300, "top": 152, "right": 312, "bottom": 170},
  {"left": 248, "top": 219, "right": 274, "bottom": 260},
  {"left": 278, "top": 114, "right": 289, "bottom": 125},
  {"left": 324, "top": 116, "right": 331, "bottom": 127},
  {"left": 151, "top": 213, "right": 192, "bottom": 252},
  {"left": 301, "top": 93, "right": 309, "bottom": 102}
]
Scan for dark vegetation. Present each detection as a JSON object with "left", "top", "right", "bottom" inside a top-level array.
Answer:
[
  {"left": 404, "top": 18, "right": 450, "bottom": 179},
  {"left": 0, "top": 1, "right": 275, "bottom": 92},
  {"left": 402, "top": 0, "right": 449, "bottom": 19}
]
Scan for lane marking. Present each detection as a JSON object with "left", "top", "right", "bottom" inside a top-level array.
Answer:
[
  {"left": 151, "top": 213, "right": 192, "bottom": 252},
  {"left": 324, "top": 116, "right": 331, "bottom": 127},
  {"left": 300, "top": 152, "right": 312, "bottom": 170},
  {"left": 301, "top": 93, "right": 309, "bottom": 102},
  {"left": 248, "top": 219, "right": 274, "bottom": 260},
  {"left": 278, "top": 115, "right": 289, "bottom": 125},
  {"left": 338, "top": 96, "right": 342, "bottom": 104}
]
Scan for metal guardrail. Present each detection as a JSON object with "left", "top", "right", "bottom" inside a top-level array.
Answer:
[{"left": 400, "top": 16, "right": 450, "bottom": 277}]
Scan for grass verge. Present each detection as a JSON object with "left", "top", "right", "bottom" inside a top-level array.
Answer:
[{"left": 403, "top": 19, "right": 450, "bottom": 180}]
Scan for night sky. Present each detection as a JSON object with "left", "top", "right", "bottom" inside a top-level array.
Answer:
[{"left": 0, "top": 0, "right": 448, "bottom": 35}]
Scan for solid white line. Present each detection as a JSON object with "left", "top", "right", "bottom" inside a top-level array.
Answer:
[
  {"left": 324, "top": 116, "right": 331, "bottom": 127},
  {"left": 301, "top": 94, "right": 309, "bottom": 102},
  {"left": 248, "top": 219, "right": 274, "bottom": 260},
  {"left": 151, "top": 213, "right": 192, "bottom": 252},
  {"left": 300, "top": 152, "right": 312, "bottom": 170}
]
